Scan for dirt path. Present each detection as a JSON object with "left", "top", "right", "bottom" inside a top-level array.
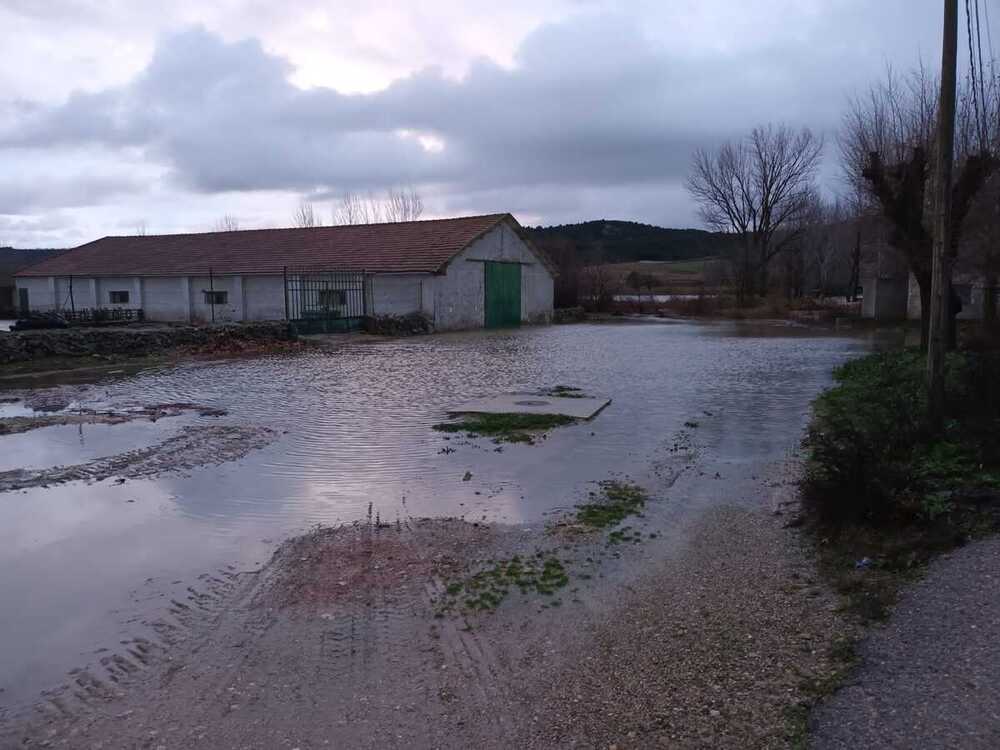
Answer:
[
  {"left": 810, "top": 537, "right": 1000, "bottom": 749},
  {"left": 0, "top": 458, "right": 852, "bottom": 750}
]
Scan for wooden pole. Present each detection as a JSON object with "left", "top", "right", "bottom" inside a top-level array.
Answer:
[{"left": 927, "top": 0, "right": 958, "bottom": 427}]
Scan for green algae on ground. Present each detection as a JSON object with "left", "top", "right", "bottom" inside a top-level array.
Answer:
[
  {"left": 607, "top": 526, "right": 645, "bottom": 545},
  {"left": 432, "top": 412, "right": 577, "bottom": 444},
  {"left": 437, "top": 553, "right": 570, "bottom": 613},
  {"left": 574, "top": 480, "right": 648, "bottom": 529}
]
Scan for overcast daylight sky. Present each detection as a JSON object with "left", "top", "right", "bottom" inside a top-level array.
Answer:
[{"left": 0, "top": 1, "right": 993, "bottom": 247}]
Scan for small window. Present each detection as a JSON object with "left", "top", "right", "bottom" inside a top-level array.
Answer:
[
  {"left": 109, "top": 290, "right": 130, "bottom": 304},
  {"left": 954, "top": 284, "right": 972, "bottom": 305},
  {"left": 318, "top": 289, "right": 347, "bottom": 308},
  {"left": 203, "top": 290, "right": 228, "bottom": 305}
]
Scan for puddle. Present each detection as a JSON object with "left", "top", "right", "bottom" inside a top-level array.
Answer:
[
  {"left": 0, "top": 418, "right": 195, "bottom": 472},
  {"left": 0, "top": 321, "right": 907, "bottom": 711}
]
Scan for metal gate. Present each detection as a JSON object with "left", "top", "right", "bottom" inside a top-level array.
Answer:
[
  {"left": 283, "top": 268, "right": 372, "bottom": 334},
  {"left": 484, "top": 261, "right": 521, "bottom": 328}
]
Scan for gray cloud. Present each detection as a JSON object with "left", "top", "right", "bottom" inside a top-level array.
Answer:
[{"left": 0, "top": 0, "right": 976, "bottom": 241}]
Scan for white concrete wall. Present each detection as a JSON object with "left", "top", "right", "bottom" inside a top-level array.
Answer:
[
  {"left": 142, "top": 277, "right": 188, "bottom": 321},
  {"left": 189, "top": 275, "right": 241, "bottom": 323},
  {"left": 433, "top": 222, "right": 554, "bottom": 331},
  {"left": 96, "top": 277, "right": 140, "bottom": 309},
  {"left": 13, "top": 278, "right": 55, "bottom": 311},
  {"left": 243, "top": 276, "right": 286, "bottom": 321},
  {"left": 371, "top": 274, "right": 424, "bottom": 316}
]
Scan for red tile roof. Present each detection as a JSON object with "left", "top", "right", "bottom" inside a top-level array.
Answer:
[{"left": 17, "top": 214, "right": 519, "bottom": 277}]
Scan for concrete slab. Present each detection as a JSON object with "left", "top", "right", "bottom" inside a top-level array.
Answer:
[{"left": 447, "top": 393, "right": 611, "bottom": 419}]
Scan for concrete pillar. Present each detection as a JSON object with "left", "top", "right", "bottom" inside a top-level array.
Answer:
[
  {"left": 420, "top": 277, "right": 436, "bottom": 318},
  {"left": 132, "top": 277, "right": 143, "bottom": 310},
  {"left": 88, "top": 278, "right": 98, "bottom": 308},
  {"left": 47, "top": 277, "right": 56, "bottom": 310},
  {"left": 234, "top": 275, "right": 246, "bottom": 321},
  {"left": 181, "top": 277, "right": 192, "bottom": 323}
]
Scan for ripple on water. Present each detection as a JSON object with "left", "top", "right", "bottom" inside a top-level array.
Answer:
[
  {"left": 0, "top": 321, "right": 907, "bottom": 712},
  {"left": 39, "top": 322, "right": 896, "bottom": 529}
]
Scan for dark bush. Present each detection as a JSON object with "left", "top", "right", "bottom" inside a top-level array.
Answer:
[
  {"left": 362, "top": 313, "right": 432, "bottom": 336},
  {"left": 803, "top": 349, "right": 1000, "bottom": 524}
]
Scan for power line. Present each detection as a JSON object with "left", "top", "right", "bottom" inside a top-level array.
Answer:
[
  {"left": 982, "top": 0, "right": 995, "bottom": 60},
  {"left": 966, "top": 0, "right": 984, "bottom": 148},
  {"left": 974, "top": 0, "right": 989, "bottom": 147}
]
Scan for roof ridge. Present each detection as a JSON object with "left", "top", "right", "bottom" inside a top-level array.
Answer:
[
  {"left": 16, "top": 213, "right": 522, "bottom": 278},
  {"left": 98, "top": 213, "right": 510, "bottom": 241}
]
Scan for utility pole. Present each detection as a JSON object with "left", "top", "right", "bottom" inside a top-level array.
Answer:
[{"left": 927, "top": 0, "right": 958, "bottom": 428}]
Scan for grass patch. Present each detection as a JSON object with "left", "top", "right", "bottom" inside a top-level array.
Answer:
[
  {"left": 607, "top": 525, "right": 644, "bottom": 545},
  {"left": 786, "top": 347, "right": 1000, "bottom": 741},
  {"left": 433, "top": 412, "right": 577, "bottom": 444},
  {"left": 437, "top": 553, "right": 570, "bottom": 614},
  {"left": 802, "top": 349, "right": 1000, "bottom": 525},
  {"left": 801, "top": 349, "right": 1000, "bottom": 618},
  {"left": 574, "top": 480, "right": 648, "bottom": 529},
  {"left": 542, "top": 385, "right": 590, "bottom": 399}
]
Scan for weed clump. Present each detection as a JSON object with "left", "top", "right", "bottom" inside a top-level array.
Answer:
[
  {"left": 433, "top": 412, "right": 577, "bottom": 444},
  {"left": 574, "top": 480, "right": 648, "bottom": 529},
  {"left": 543, "top": 385, "right": 589, "bottom": 399},
  {"left": 801, "top": 349, "right": 1000, "bottom": 623},
  {"left": 437, "top": 554, "right": 570, "bottom": 613},
  {"left": 803, "top": 349, "right": 1000, "bottom": 524}
]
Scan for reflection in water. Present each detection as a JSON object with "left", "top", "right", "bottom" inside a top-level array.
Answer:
[{"left": 0, "top": 321, "right": 903, "bottom": 707}]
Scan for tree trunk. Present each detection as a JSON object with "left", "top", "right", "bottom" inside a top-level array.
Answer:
[
  {"left": 849, "top": 230, "right": 861, "bottom": 302},
  {"left": 916, "top": 271, "right": 931, "bottom": 350},
  {"left": 983, "top": 281, "right": 997, "bottom": 327},
  {"left": 757, "top": 249, "right": 769, "bottom": 298}
]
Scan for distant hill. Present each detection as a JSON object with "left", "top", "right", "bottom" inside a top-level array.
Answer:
[{"left": 527, "top": 220, "right": 729, "bottom": 264}]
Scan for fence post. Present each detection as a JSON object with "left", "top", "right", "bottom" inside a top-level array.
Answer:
[
  {"left": 283, "top": 266, "right": 290, "bottom": 321},
  {"left": 363, "top": 270, "right": 369, "bottom": 317},
  {"left": 209, "top": 266, "right": 215, "bottom": 323}
]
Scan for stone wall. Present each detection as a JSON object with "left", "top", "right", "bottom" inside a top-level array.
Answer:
[
  {"left": 553, "top": 306, "right": 586, "bottom": 323},
  {"left": 0, "top": 322, "right": 292, "bottom": 364}
]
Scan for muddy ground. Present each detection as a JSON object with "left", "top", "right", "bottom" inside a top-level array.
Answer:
[
  {"left": 0, "top": 398, "right": 274, "bottom": 493},
  {"left": 0, "top": 456, "right": 849, "bottom": 750},
  {"left": 0, "top": 424, "right": 275, "bottom": 493}
]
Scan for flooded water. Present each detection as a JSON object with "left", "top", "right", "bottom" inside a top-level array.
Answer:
[{"left": 0, "top": 320, "right": 902, "bottom": 709}]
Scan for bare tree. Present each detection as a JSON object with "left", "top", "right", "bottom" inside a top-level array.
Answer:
[
  {"left": 134, "top": 220, "right": 148, "bottom": 237},
  {"left": 333, "top": 191, "right": 382, "bottom": 225},
  {"left": 384, "top": 187, "right": 424, "bottom": 222},
  {"left": 333, "top": 187, "right": 424, "bottom": 225},
  {"left": 293, "top": 201, "right": 317, "bottom": 228},
  {"left": 579, "top": 262, "right": 620, "bottom": 312},
  {"left": 686, "top": 124, "right": 823, "bottom": 304},
  {"left": 840, "top": 64, "right": 998, "bottom": 347},
  {"left": 965, "top": 173, "right": 1000, "bottom": 325},
  {"left": 215, "top": 214, "right": 240, "bottom": 232}
]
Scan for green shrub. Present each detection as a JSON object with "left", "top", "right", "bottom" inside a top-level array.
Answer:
[{"left": 803, "top": 350, "right": 1000, "bottom": 524}]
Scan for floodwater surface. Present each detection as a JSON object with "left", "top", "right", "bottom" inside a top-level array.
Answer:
[{"left": 0, "top": 321, "right": 901, "bottom": 710}]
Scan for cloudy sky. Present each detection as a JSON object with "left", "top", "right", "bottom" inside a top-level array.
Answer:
[{"left": 0, "top": 0, "right": 990, "bottom": 247}]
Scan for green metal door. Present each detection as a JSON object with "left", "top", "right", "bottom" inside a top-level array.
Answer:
[{"left": 484, "top": 261, "right": 522, "bottom": 328}]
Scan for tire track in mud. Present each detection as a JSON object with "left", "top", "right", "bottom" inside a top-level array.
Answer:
[
  {"left": 0, "top": 424, "right": 275, "bottom": 493},
  {"left": 9, "top": 562, "right": 250, "bottom": 734},
  {"left": 2, "top": 421, "right": 709, "bottom": 748}
]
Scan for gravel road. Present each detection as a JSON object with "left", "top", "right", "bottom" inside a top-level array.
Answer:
[
  {"left": 2, "top": 457, "right": 855, "bottom": 750},
  {"left": 811, "top": 537, "right": 1000, "bottom": 749}
]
